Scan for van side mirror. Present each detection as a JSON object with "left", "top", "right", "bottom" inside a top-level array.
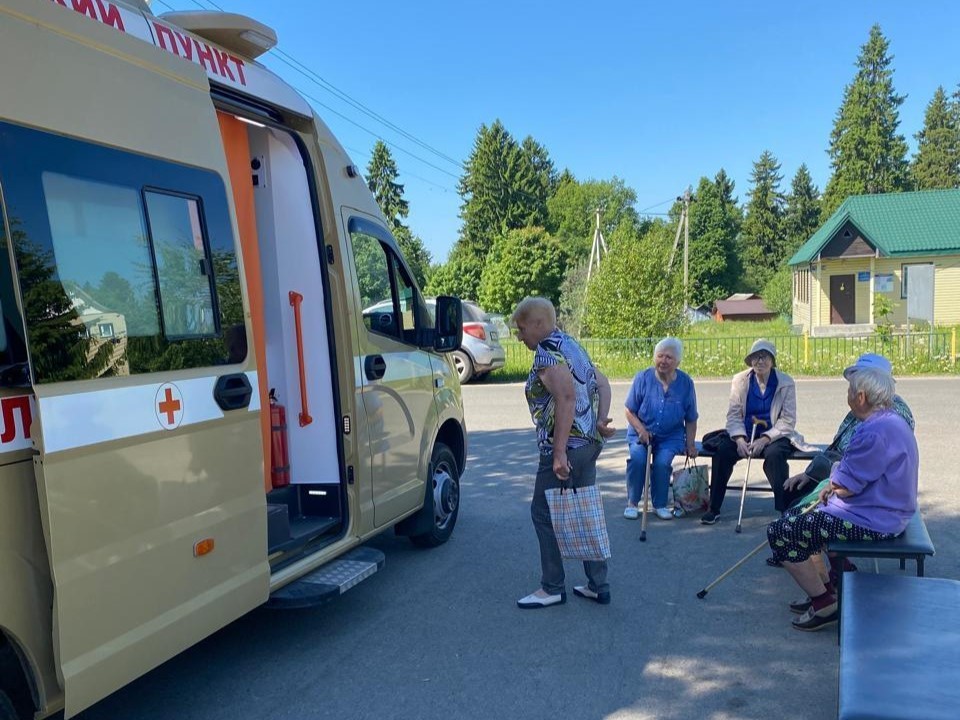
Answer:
[{"left": 433, "top": 296, "right": 462, "bottom": 353}]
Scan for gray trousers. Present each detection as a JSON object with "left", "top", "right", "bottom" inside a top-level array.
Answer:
[{"left": 531, "top": 442, "right": 609, "bottom": 595}]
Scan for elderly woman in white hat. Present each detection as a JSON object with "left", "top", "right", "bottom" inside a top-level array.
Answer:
[{"left": 701, "top": 338, "right": 806, "bottom": 524}]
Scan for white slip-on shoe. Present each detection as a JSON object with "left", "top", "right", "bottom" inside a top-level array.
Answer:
[
  {"left": 623, "top": 506, "right": 639, "bottom": 519},
  {"left": 516, "top": 591, "right": 566, "bottom": 609},
  {"left": 573, "top": 585, "right": 611, "bottom": 605},
  {"left": 655, "top": 507, "right": 674, "bottom": 520}
]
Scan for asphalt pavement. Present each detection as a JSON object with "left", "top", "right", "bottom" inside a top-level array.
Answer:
[{"left": 79, "top": 376, "right": 959, "bottom": 720}]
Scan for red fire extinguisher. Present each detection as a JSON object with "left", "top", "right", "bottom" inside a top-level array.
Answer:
[{"left": 269, "top": 389, "right": 290, "bottom": 488}]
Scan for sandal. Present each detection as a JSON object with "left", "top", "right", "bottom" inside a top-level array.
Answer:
[{"left": 766, "top": 556, "right": 783, "bottom": 567}]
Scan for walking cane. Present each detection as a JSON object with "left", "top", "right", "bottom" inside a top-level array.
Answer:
[
  {"left": 735, "top": 418, "right": 769, "bottom": 534},
  {"left": 697, "top": 499, "right": 818, "bottom": 599},
  {"left": 639, "top": 444, "right": 652, "bottom": 542}
]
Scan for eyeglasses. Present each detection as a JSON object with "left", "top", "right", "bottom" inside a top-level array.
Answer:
[{"left": 751, "top": 354, "right": 773, "bottom": 364}]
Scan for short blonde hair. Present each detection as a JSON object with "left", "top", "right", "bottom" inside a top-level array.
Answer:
[{"left": 511, "top": 296, "right": 557, "bottom": 328}]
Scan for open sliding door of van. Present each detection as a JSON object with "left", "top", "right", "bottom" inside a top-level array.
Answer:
[{"left": 0, "top": 7, "right": 270, "bottom": 713}]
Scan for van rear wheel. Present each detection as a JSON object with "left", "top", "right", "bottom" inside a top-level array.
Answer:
[{"left": 410, "top": 443, "right": 460, "bottom": 548}]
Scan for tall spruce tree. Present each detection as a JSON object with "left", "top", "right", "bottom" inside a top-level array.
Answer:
[
  {"left": 740, "top": 150, "right": 786, "bottom": 291},
  {"left": 365, "top": 140, "right": 409, "bottom": 229},
  {"left": 365, "top": 140, "right": 432, "bottom": 288},
  {"left": 448, "top": 120, "right": 554, "bottom": 299},
  {"left": 910, "top": 85, "right": 960, "bottom": 190},
  {"left": 822, "top": 25, "right": 909, "bottom": 217},
  {"left": 783, "top": 164, "right": 822, "bottom": 259}
]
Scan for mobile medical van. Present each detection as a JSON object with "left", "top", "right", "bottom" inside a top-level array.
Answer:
[{"left": 0, "top": 1, "right": 467, "bottom": 717}]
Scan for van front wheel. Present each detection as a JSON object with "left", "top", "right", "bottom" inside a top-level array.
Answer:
[{"left": 410, "top": 443, "right": 460, "bottom": 548}]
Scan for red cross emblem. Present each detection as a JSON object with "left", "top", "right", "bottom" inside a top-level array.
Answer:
[{"left": 155, "top": 383, "right": 184, "bottom": 429}]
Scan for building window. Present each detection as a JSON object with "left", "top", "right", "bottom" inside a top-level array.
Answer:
[{"left": 98, "top": 323, "right": 115, "bottom": 339}]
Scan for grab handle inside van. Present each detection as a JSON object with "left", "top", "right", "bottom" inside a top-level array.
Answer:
[{"left": 288, "top": 291, "right": 313, "bottom": 427}]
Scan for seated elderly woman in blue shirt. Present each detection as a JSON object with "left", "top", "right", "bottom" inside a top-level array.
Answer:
[
  {"left": 623, "top": 337, "right": 698, "bottom": 520},
  {"left": 766, "top": 366, "right": 919, "bottom": 631}
]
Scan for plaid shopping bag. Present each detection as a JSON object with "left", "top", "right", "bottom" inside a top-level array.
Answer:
[{"left": 545, "top": 485, "right": 612, "bottom": 561}]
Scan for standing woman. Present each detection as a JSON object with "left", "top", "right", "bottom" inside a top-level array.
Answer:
[
  {"left": 511, "top": 297, "right": 615, "bottom": 609},
  {"left": 623, "top": 338, "right": 698, "bottom": 520},
  {"left": 701, "top": 338, "right": 806, "bottom": 524}
]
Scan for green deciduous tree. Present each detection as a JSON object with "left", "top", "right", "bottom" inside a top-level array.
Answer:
[
  {"left": 910, "top": 85, "right": 960, "bottom": 190},
  {"left": 740, "top": 150, "right": 786, "bottom": 292},
  {"left": 583, "top": 222, "right": 685, "bottom": 338},
  {"left": 546, "top": 174, "right": 640, "bottom": 258},
  {"left": 683, "top": 172, "right": 742, "bottom": 306},
  {"left": 783, "top": 164, "right": 822, "bottom": 259},
  {"left": 366, "top": 140, "right": 409, "bottom": 229},
  {"left": 477, "top": 226, "right": 567, "bottom": 314},
  {"left": 822, "top": 24, "right": 910, "bottom": 217},
  {"left": 762, "top": 267, "right": 793, "bottom": 318}
]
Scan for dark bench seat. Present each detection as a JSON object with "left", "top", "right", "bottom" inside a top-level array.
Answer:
[
  {"left": 693, "top": 441, "right": 827, "bottom": 494},
  {"left": 828, "top": 511, "right": 935, "bottom": 579},
  {"left": 839, "top": 573, "right": 960, "bottom": 720}
]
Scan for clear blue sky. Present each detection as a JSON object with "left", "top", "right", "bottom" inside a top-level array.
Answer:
[{"left": 156, "top": 0, "right": 960, "bottom": 263}]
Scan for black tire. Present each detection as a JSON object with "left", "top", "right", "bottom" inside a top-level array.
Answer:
[
  {"left": 410, "top": 443, "right": 460, "bottom": 548},
  {"left": 0, "top": 691, "right": 19, "bottom": 720},
  {"left": 452, "top": 350, "right": 474, "bottom": 384}
]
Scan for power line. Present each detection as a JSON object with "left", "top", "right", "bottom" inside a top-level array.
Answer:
[{"left": 173, "top": 0, "right": 463, "bottom": 171}]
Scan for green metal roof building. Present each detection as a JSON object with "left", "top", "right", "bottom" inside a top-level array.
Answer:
[{"left": 788, "top": 190, "right": 960, "bottom": 334}]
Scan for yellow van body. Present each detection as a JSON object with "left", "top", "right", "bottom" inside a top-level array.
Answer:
[{"left": 0, "top": 2, "right": 466, "bottom": 718}]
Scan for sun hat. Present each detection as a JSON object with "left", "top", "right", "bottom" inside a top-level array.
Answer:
[
  {"left": 843, "top": 353, "right": 893, "bottom": 380},
  {"left": 744, "top": 338, "right": 777, "bottom": 366}
]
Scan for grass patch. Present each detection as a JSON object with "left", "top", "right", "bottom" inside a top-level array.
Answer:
[{"left": 486, "top": 322, "right": 960, "bottom": 383}]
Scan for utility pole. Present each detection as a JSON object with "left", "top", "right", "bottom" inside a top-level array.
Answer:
[
  {"left": 586, "top": 206, "right": 608, "bottom": 282},
  {"left": 667, "top": 186, "right": 693, "bottom": 307}
]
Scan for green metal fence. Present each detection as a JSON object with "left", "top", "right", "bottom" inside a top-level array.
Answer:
[{"left": 498, "top": 330, "right": 959, "bottom": 380}]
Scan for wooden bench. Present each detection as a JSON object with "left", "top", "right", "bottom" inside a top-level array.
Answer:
[
  {"left": 839, "top": 573, "right": 960, "bottom": 720},
  {"left": 828, "top": 511, "right": 935, "bottom": 599}
]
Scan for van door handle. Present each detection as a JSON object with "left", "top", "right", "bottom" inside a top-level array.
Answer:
[
  {"left": 365, "top": 355, "right": 386, "bottom": 381},
  {"left": 214, "top": 373, "right": 253, "bottom": 410}
]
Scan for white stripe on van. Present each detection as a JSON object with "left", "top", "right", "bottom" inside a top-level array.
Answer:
[{"left": 38, "top": 371, "right": 259, "bottom": 454}]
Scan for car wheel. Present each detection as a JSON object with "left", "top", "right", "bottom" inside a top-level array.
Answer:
[
  {"left": 452, "top": 350, "right": 474, "bottom": 384},
  {"left": 410, "top": 443, "right": 460, "bottom": 548}
]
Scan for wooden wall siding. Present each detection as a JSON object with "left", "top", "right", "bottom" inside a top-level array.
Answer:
[
  {"left": 791, "top": 298, "right": 811, "bottom": 328},
  {"left": 804, "top": 253, "right": 960, "bottom": 328},
  {"left": 821, "top": 221, "right": 877, "bottom": 259},
  {"left": 933, "top": 258, "right": 960, "bottom": 325},
  {"left": 872, "top": 257, "right": 909, "bottom": 325},
  {"left": 816, "top": 258, "right": 871, "bottom": 325}
]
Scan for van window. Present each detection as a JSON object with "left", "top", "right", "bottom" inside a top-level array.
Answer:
[
  {"left": 144, "top": 191, "right": 217, "bottom": 338},
  {"left": 349, "top": 219, "right": 424, "bottom": 345},
  {"left": 0, "top": 120, "right": 246, "bottom": 383}
]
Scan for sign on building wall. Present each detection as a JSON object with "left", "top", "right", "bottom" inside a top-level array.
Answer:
[
  {"left": 874, "top": 274, "right": 894, "bottom": 293},
  {"left": 857, "top": 271, "right": 871, "bottom": 282}
]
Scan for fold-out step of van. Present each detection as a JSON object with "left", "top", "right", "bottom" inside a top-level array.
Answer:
[{"left": 266, "top": 547, "right": 386, "bottom": 609}]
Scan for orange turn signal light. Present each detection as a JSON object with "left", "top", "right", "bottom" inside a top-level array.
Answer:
[{"left": 194, "top": 538, "right": 215, "bottom": 557}]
